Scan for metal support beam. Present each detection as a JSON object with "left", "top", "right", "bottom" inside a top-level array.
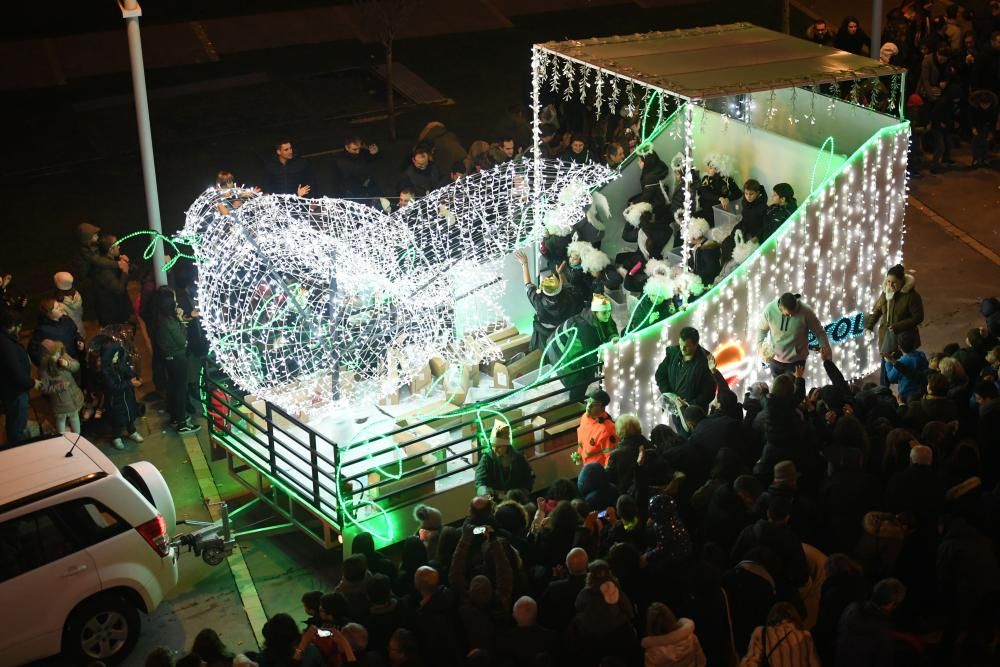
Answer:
[
  {"left": 119, "top": 0, "right": 166, "bottom": 287},
  {"left": 871, "top": 0, "right": 884, "bottom": 60}
]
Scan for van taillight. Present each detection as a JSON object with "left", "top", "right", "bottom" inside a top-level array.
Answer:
[{"left": 136, "top": 515, "right": 170, "bottom": 557}]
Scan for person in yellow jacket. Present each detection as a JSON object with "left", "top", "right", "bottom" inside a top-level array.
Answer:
[{"left": 575, "top": 389, "right": 617, "bottom": 467}]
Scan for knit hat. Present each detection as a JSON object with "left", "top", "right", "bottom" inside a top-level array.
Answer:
[
  {"left": 53, "top": 272, "right": 74, "bottom": 291},
  {"left": 469, "top": 575, "right": 494, "bottom": 605},
  {"left": 539, "top": 271, "right": 562, "bottom": 296},
  {"left": 906, "top": 93, "right": 924, "bottom": 108},
  {"left": 413, "top": 504, "right": 443, "bottom": 530},
  {"left": 587, "top": 388, "right": 611, "bottom": 405},
  {"left": 773, "top": 460, "right": 800, "bottom": 484},
  {"left": 886, "top": 264, "right": 905, "bottom": 280},
  {"left": 599, "top": 580, "right": 620, "bottom": 605},
  {"left": 590, "top": 294, "right": 612, "bottom": 312},
  {"left": 494, "top": 503, "right": 527, "bottom": 535}
]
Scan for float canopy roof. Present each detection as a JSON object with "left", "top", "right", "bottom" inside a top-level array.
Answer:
[{"left": 536, "top": 23, "right": 905, "bottom": 100}]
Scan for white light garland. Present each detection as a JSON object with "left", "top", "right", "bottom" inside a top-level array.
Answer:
[{"left": 183, "top": 159, "right": 614, "bottom": 414}]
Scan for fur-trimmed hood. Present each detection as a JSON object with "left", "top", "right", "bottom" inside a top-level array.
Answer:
[
  {"left": 884, "top": 272, "right": 916, "bottom": 299},
  {"left": 681, "top": 217, "right": 711, "bottom": 242},
  {"left": 641, "top": 618, "right": 702, "bottom": 662},
  {"left": 623, "top": 201, "right": 652, "bottom": 228}
]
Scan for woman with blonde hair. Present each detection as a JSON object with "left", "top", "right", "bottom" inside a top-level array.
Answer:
[{"left": 607, "top": 413, "right": 649, "bottom": 494}]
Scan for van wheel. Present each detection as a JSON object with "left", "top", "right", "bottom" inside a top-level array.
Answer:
[{"left": 64, "top": 594, "right": 140, "bottom": 665}]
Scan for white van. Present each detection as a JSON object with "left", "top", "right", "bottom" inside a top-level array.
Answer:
[{"left": 0, "top": 435, "right": 179, "bottom": 666}]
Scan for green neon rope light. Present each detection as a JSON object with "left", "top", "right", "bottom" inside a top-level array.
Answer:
[{"left": 114, "top": 229, "right": 201, "bottom": 272}]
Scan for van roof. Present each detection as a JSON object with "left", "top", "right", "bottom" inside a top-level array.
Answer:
[{"left": 0, "top": 435, "right": 117, "bottom": 514}]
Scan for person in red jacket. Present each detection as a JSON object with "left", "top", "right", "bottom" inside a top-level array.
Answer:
[{"left": 575, "top": 389, "right": 617, "bottom": 467}]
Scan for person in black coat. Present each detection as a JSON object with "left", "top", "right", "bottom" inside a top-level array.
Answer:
[
  {"left": 729, "top": 179, "right": 768, "bottom": 246},
  {"left": 655, "top": 327, "right": 717, "bottom": 416},
  {"left": 628, "top": 147, "right": 671, "bottom": 224},
  {"left": 332, "top": 136, "right": 380, "bottom": 199},
  {"left": 398, "top": 146, "right": 444, "bottom": 198},
  {"left": 92, "top": 234, "right": 133, "bottom": 327},
  {"left": 538, "top": 547, "right": 588, "bottom": 636},
  {"left": 760, "top": 183, "right": 798, "bottom": 242},
  {"left": 100, "top": 340, "right": 143, "bottom": 450},
  {"left": 722, "top": 547, "right": 779, "bottom": 655},
  {"left": 474, "top": 424, "right": 535, "bottom": 500},
  {"left": 835, "top": 578, "right": 906, "bottom": 667},
  {"left": 411, "top": 566, "right": 462, "bottom": 667},
  {"left": 1, "top": 311, "right": 42, "bottom": 444},
  {"left": 515, "top": 249, "right": 579, "bottom": 353},
  {"left": 731, "top": 496, "right": 809, "bottom": 595},
  {"left": 263, "top": 138, "right": 313, "bottom": 196},
  {"left": 811, "top": 554, "right": 870, "bottom": 665},
  {"left": 28, "top": 298, "right": 84, "bottom": 366},
  {"left": 703, "top": 474, "right": 761, "bottom": 553},
  {"left": 497, "top": 596, "right": 558, "bottom": 665},
  {"left": 695, "top": 154, "right": 739, "bottom": 226}
]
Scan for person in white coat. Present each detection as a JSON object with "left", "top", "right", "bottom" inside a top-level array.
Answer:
[{"left": 641, "top": 602, "right": 707, "bottom": 667}]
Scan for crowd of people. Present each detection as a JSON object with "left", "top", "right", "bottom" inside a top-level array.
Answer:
[
  {"left": 807, "top": 3, "right": 999, "bottom": 173},
  {"left": 0, "top": 224, "right": 206, "bottom": 447},
  {"left": 136, "top": 261, "right": 1000, "bottom": 667}
]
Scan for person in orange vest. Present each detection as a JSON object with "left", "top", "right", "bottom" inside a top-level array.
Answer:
[{"left": 575, "top": 389, "right": 617, "bottom": 467}]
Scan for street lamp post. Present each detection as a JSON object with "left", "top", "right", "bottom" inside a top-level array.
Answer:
[{"left": 119, "top": 0, "right": 166, "bottom": 286}]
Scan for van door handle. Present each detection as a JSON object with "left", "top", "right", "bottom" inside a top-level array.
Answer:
[{"left": 62, "top": 564, "right": 88, "bottom": 577}]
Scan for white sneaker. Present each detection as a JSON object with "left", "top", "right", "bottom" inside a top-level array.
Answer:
[
  {"left": 112, "top": 438, "right": 126, "bottom": 450},
  {"left": 129, "top": 431, "right": 144, "bottom": 443}
]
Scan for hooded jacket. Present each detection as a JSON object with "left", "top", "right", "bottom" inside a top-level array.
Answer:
[
  {"left": 866, "top": 273, "right": 923, "bottom": 348},
  {"left": 885, "top": 350, "right": 929, "bottom": 401},
  {"left": 28, "top": 315, "right": 84, "bottom": 366},
  {"left": 757, "top": 299, "right": 828, "bottom": 364},
  {"left": 40, "top": 356, "right": 84, "bottom": 415},
  {"left": 642, "top": 618, "right": 707, "bottom": 667},
  {"left": 100, "top": 341, "right": 139, "bottom": 429},
  {"left": 74, "top": 223, "right": 118, "bottom": 280},
  {"left": 645, "top": 495, "right": 693, "bottom": 565}
]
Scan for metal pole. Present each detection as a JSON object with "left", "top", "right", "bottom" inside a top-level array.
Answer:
[
  {"left": 120, "top": 0, "right": 166, "bottom": 287},
  {"left": 871, "top": 0, "right": 883, "bottom": 59}
]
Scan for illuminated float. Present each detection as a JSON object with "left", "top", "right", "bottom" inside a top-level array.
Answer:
[{"left": 182, "top": 23, "right": 907, "bottom": 548}]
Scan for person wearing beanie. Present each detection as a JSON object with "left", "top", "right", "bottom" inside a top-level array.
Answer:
[
  {"left": 37, "top": 340, "right": 85, "bottom": 435},
  {"left": 515, "top": 248, "right": 579, "bottom": 352},
  {"left": 27, "top": 297, "right": 85, "bottom": 367},
  {"left": 547, "top": 293, "right": 620, "bottom": 401},
  {"left": 475, "top": 422, "right": 535, "bottom": 499},
  {"left": 866, "top": 263, "right": 923, "bottom": 387},
  {"left": 576, "top": 389, "right": 617, "bottom": 467},
  {"left": 413, "top": 504, "right": 443, "bottom": 561},
  {"left": 53, "top": 271, "right": 85, "bottom": 337},
  {"left": 761, "top": 183, "right": 798, "bottom": 241},
  {"left": 756, "top": 292, "right": 829, "bottom": 377}
]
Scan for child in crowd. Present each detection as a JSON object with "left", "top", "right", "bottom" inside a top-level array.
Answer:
[
  {"left": 39, "top": 340, "right": 84, "bottom": 434},
  {"left": 100, "top": 340, "right": 144, "bottom": 450},
  {"left": 885, "top": 331, "right": 929, "bottom": 404}
]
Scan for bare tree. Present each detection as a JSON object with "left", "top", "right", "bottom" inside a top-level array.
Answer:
[{"left": 352, "top": 0, "right": 418, "bottom": 140}]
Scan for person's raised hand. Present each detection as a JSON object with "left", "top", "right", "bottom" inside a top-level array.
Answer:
[
  {"left": 820, "top": 345, "right": 833, "bottom": 361},
  {"left": 706, "top": 352, "right": 716, "bottom": 371},
  {"left": 557, "top": 261, "right": 567, "bottom": 275},
  {"left": 514, "top": 249, "right": 528, "bottom": 265},
  {"left": 584, "top": 511, "right": 599, "bottom": 532},
  {"left": 794, "top": 364, "right": 805, "bottom": 379},
  {"left": 368, "top": 143, "right": 379, "bottom": 155},
  {"left": 296, "top": 184, "right": 311, "bottom": 197}
]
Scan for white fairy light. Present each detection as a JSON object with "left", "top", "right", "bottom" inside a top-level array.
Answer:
[{"left": 182, "top": 159, "right": 614, "bottom": 415}]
